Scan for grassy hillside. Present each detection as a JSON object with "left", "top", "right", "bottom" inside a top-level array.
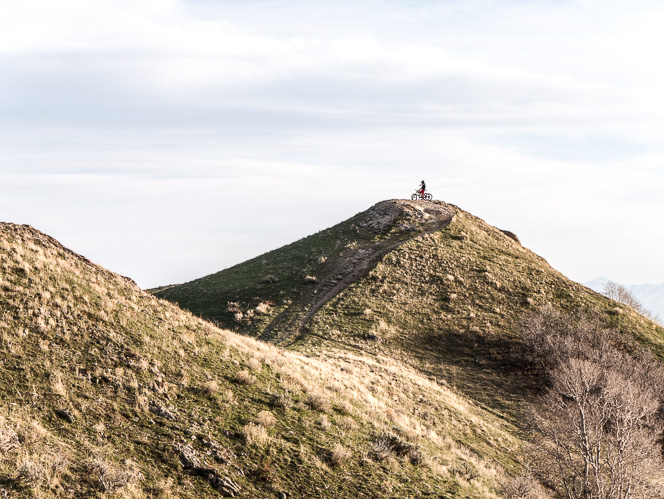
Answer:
[
  {"left": 155, "top": 199, "right": 664, "bottom": 430},
  {"left": 155, "top": 200, "right": 455, "bottom": 344},
  {"left": 0, "top": 221, "right": 524, "bottom": 498}
]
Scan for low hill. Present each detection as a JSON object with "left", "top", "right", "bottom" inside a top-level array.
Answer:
[{"left": 0, "top": 221, "right": 524, "bottom": 498}]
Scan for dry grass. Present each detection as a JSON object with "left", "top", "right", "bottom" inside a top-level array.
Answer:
[
  {"left": 255, "top": 302, "right": 271, "bottom": 314},
  {"left": 224, "top": 332, "right": 516, "bottom": 492},
  {"left": 50, "top": 372, "right": 68, "bottom": 397},
  {"left": 235, "top": 369, "right": 257, "bottom": 385},
  {"left": 256, "top": 410, "right": 277, "bottom": 428},
  {"left": 307, "top": 391, "right": 332, "bottom": 413},
  {"left": 242, "top": 422, "right": 270, "bottom": 448},
  {"left": 88, "top": 458, "right": 142, "bottom": 493},
  {"left": 330, "top": 443, "right": 351, "bottom": 466},
  {"left": 247, "top": 357, "right": 262, "bottom": 373},
  {"left": 319, "top": 414, "right": 331, "bottom": 431},
  {"left": 0, "top": 417, "right": 19, "bottom": 453},
  {"left": 337, "top": 400, "right": 354, "bottom": 415},
  {"left": 15, "top": 454, "right": 48, "bottom": 487},
  {"left": 340, "top": 416, "right": 357, "bottom": 431},
  {"left": 203, "top": 379, "right": 219, "bottom": 395}
]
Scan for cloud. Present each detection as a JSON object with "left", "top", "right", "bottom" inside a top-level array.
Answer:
[
  {"left": 1, "top": 0, "right": 663, "bottom": 287},
  {"left": 0, "top": 0, "right": 617, "bottom": 123}
]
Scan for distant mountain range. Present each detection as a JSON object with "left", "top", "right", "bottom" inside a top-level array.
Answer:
[{"left": 586, "top": 277, "right": 664, "bottom": 320}]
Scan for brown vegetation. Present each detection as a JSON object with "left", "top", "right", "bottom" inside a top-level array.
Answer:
[
  {"left": 603, "top": 281, "right": 660, "bottom": 324},
  {"left": 522, "top": 306, "right": 664, "bottom": 498}
]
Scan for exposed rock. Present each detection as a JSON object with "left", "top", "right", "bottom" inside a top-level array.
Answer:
[
  {"left": 200, "top": 438, "right": 236, "bottom": 464},
  {"left": 178, "top": 444, "right": 240, "bottom": 497},
  {"left": 54, "top": 409, "right": 75, "bottom": 423},
  {"left": 500, "top": 229, "right": 521, "bottom": 245},
  {"left": 149, "top": 401, "right": 176, "bottom": 420}
]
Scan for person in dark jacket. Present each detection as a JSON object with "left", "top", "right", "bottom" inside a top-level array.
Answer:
[{"left": 418, "top": 180, "right": 426, "bottom": 198}]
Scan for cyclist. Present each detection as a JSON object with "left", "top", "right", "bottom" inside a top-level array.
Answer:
[{"left": 418, "top": 180, "right": 426, "bottom": 199}]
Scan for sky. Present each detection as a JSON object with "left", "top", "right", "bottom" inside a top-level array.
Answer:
[{"left": 1, "top": 0, "right": 663, "bottom": 289}]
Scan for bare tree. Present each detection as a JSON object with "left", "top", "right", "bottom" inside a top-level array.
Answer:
[
  {"left": 603, "top": 282, "right": 660, "bottom": 324},
  {"left": 522, "top": 307, "right": 664, "bottom": 499}
]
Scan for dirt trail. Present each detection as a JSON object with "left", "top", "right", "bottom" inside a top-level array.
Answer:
[{"left": 259, "top": 200, "right": 455, "bottom": 345}]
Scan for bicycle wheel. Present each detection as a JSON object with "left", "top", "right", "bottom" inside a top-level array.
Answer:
[
  {"left": 424, "top": 193, "right": 433, "bottom": 200},
  {"left": 411, "top": 193, "right": 419, "bottom": 200}
]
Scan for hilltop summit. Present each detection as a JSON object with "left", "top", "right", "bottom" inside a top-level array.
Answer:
[
  {"left": 155, "top": 199, "right": 457, "bottom": 343},
  {"left": 155, "top": 198, "right": 664, "bottom": 418}
]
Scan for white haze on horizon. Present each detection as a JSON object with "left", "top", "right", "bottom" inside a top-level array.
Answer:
[{"left": 1, "top": 0, "right": 663, "bottom": 288}]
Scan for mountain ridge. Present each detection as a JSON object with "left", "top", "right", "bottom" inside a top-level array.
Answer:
[{"left": 154, "top": 199, "right": 664, "bottom": 426}]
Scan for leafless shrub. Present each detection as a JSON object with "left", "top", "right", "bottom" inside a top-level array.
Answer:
[
  {"left": 273, "top": 390, "right": 293, "bottom": 410},
  {"left": 373, "top": 431, "right": 420, "bottom": 464},
  {"left": 521, "top": 305, "right": 621, "bottom": 373},
  {"left": 604, "top": 281, "right": 642, "bottom": 310},
  {"left": 88, "top": 458, "right": 140, "bottom": 493},
  {"left": 373, "top": 436, "right": 393, "bottom": 461},
  {"left": 453, "top": 461, "right": 479, "bottom": 481},
  {"left": 522, "top": 307, "right": 664, "bottom": 499},
  {"left": 307, "top": 391, "right": 331, "bottom": 413},
  {"left": 500, "top": 473, "right": 546, "bottom": 499},
  {"left": 603, "top": 281, "right": 661, "bottom": 323}
]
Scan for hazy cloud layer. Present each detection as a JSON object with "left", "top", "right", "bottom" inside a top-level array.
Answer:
[{"left": 1, "top": 0, "right": 663, "bottom": 287}]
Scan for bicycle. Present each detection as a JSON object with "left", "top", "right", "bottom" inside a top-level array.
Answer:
[{"left": 411, "top": 191, "right": 433, "bottom": 201}]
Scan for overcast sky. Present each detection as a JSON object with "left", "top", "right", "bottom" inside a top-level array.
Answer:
[{"left": 1, "top": 0, "right": 663, "bottom": 289}]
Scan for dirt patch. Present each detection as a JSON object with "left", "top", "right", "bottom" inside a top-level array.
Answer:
[{"left": 260, "top": 200, "right": 455, "bottom": 344}]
